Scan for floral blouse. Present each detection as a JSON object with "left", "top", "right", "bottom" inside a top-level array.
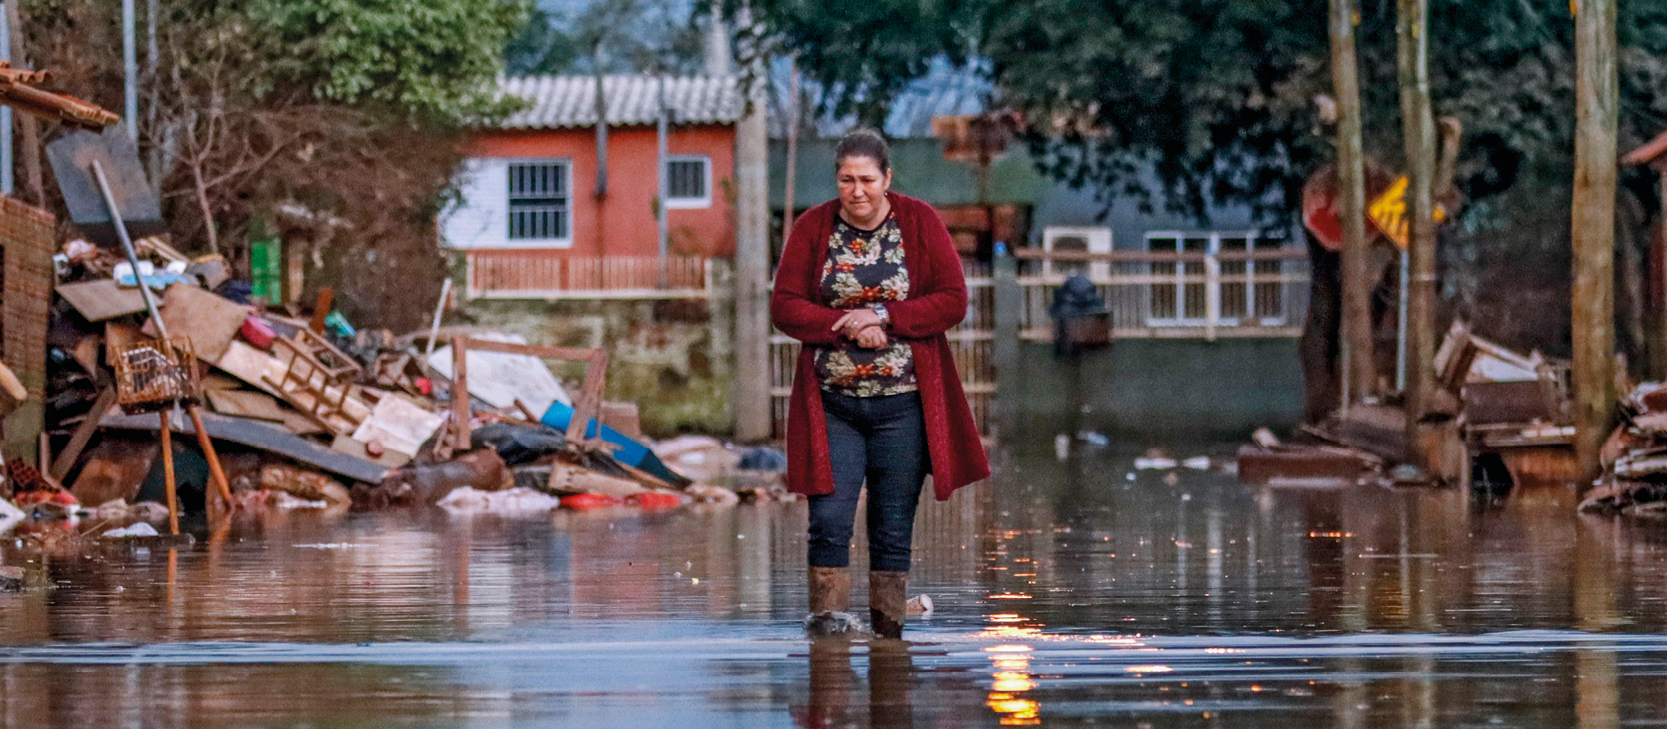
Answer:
[{"left": 813, "top": 214, "right": 918, "bottom": 397}]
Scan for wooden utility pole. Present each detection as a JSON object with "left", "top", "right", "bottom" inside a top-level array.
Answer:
[
  {"left": 1571, "top": 0, "right": 1618, "bottom": 479},
  {"left": 1398, "top": 0, "right": 1437, "bottom": 462},
  {"left": 5, "top": 0, "right": 43, "bottom": 205},
  {"left": 732, "top": 6, "right": 772, "bottom": 442},
  {"left": 1330, "top": 0, "right": 1374, "bottom": 407}
]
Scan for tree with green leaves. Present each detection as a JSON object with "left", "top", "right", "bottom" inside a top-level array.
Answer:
[
  {"left": 17, "top": 0, "right": 529, "bottom": 328},
  {"left": 506, "top": 6, "right": 578, "bottom": 76},
  {"left": 728, "top": 0, "right": 981, "bottom": 128}
]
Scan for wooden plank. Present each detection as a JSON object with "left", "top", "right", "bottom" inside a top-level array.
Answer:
[
  {"left": 205, "top": 389, "right": 288, "bottom": 422},
  {"left": 143, "top": 283, "right": 252, "bottom": 363},
  {"left": 99, "top": 410, "right": 388, "bottom": 483},
  {"left": 452, "top": 336, "right": 471, "bottom": 451},
  {"left": 56, "top": 280, "right": 147, "bottom": 321},
  {"left": 49, "top": 388, "right": 118, "bottom": 479},
  {"left": 330, "top": 434, "right": 412, "bottom": 470}
]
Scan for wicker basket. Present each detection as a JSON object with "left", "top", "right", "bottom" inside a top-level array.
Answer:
[{"left": 111, "top": 338, "right": 198, "bottom": 413}]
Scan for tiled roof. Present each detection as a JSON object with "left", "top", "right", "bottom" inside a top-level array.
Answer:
[{"left": 499, "top": 75, "right": 744, "bottom": 129}]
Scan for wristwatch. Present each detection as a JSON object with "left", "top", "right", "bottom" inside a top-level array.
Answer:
[{"left": 872, "top": 303, "right": 891, "bottom": 328}]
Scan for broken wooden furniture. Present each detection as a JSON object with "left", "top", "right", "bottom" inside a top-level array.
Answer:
[
  {"left": 263, "top": 328, "right": 367, "bottom": 435},
  {"left": 448, "top": 337, "right": 608, "bottom": 454}
]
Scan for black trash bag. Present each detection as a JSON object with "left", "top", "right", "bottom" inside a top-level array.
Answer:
[
  {"left": 470, "top": 422, "right": 568, "bottom": 465},
  {"left": 1049, "top": 273, "right": 1105, "bottom": 319}
]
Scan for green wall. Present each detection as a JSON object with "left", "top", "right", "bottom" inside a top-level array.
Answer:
[{"left": 1006, "top": 338, "right": 1305, "bottom": 446}]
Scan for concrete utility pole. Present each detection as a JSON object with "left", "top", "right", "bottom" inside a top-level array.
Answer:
[
  {"left": 656, "top": 73, "right": 668, "bottom": 288},
  {"left": 1571, "top": 0, "right": 1618, "bottom": 479},
  {"left": 732, "top": 4, "right": 772, "bottom": 442},
  {"left": 122, "top": 0, "right": 136, "bottom": 141},
  {"left": 5, "top": 0, "right": 41, "bottom": 205},
  {"left": 1, "top": 2, "right": 12, "bottom": 196},
  {"left": 1329, "top": 0, "right": 1374, "bottom": 407},
  {"left": 782, "top": 57, "right": 800, "bottom": 236},
  {"left": 1397, "top": 0, "right": 1437, "bottom": 462}
]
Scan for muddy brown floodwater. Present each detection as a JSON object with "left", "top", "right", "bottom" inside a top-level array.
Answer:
[{"left": 4, "top": 445, "right": 1667, "bottom": 728}]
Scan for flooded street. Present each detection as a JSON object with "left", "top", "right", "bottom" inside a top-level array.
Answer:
[{"left": 5, "top": 445, "right": 1667, "bottom": 728}]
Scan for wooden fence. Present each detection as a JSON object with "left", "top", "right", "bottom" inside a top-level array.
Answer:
[{"left": 465, "top": 252, "right": 712, "bottom": 300}]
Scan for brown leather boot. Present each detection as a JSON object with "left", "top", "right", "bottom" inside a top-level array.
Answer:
[
  {"left": 869, "top": 570, "right": 909, "bottom": 639},
  {"left": 806, "top": 566, "right": 855, "bottom": 636}
]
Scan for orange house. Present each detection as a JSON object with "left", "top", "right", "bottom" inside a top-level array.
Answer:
[{"left": 443, "top": 75, "right": 741, "bottom": 297}]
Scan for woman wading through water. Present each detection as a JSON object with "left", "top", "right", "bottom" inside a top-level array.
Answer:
[{"left": 771, "top": 129, "right": 990, "bottom": 639}]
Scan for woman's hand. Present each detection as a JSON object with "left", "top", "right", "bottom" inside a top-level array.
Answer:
[
  {"left": 854, "top": 326, "right": 888, "bottom": 349},
  {"left": 831, "top": 308, "right": 884, "bottom": 339}
]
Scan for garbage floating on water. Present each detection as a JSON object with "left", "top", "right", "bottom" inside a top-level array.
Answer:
[
  {"left": 438, "top": 486, "right": 563, "bottom": 514},
  {"left": 102, "top": 522, "right": 159, "bottom": 538}
]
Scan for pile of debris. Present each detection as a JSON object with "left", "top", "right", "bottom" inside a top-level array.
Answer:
[
  {"left": 1581, "top": 383, "right": 1667, "bottom": 517},
  {"left": 0, "top": 234, "right": 784, "bottom": 555},
  {"left": 1239, "top": 321, "right": 1574, "bottom": 487}
]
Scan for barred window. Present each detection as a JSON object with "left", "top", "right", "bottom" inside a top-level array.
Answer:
[
  {"left": 507, "top": 162, "right": 570, "bottom": 241},
  {"left": 1146, "top": 231, "right": 1289, "bottom": 326},
  {"left": 665, "top": 156, "right": 710, "bottom": 207}
]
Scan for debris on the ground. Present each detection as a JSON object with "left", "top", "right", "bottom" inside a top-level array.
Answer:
[
  {"left": 251, "top": 465, "right": 352, "bottom": 507},
  {"left": 654, "top": 435, "right": 740, "bottom": 482},
  {"left": 1587, "top": 381, "right": 1667, "bottom": 517},
  {"left": 360, "top": 448, "right": 513, "bottom": 507},
  {"left": 906, "top": 594, "right": 934, "bottom": 616},
  {"left": 426, "top": 332, "right": 571, "bottom": 416},
  {"left": 1134, "top": 453, "right": 1178, "bottom": 470},
  {"left": 438, "top": 486, "right": 563, "bottom": 513},
  {"left": 102, "top": 522, "right": 160, "bottom": 538},
  {"left": 0, "top": 499, "right": 25, "bottom": 536},
  {"left": 10, "top": 224, "right": 777, "bottom": 541},
  {"left": 1271, "top": 321, "right": 1574, "bottom": 488},
  {"left": 1236, "top": 443, "right": 1383, "bottom": 486}
]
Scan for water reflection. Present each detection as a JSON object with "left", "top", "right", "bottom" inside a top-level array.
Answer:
[{"left": 2, "top": 447, "right": 1667, "bottom": 726}]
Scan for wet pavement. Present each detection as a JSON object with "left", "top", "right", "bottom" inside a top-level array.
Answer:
[{"left": 4, "top": 445, "right": 1667, "bottom": 727}]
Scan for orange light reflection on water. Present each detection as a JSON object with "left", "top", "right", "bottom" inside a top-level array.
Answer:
[{"left": 985, "top": 638, "right": 1039, "bottom": 725}]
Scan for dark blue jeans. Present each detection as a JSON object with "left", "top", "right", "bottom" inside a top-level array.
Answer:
[{"left": 807, "top": 390, "right": 930, "bottom": 573}]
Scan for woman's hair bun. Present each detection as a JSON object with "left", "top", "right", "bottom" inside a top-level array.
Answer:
[{"left": 835, "top": 128, "right": 890, "bottom": 173}]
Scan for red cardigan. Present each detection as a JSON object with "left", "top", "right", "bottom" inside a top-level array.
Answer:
[{"left": 770, "top": 192, "right": 991, "bottom": 501}]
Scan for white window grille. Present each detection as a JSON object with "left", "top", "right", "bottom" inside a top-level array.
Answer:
[
  {"left": 1145, "top": 231, "right": 1289, "bottom": 327},
  {"left": 664, "top": 155, "right": 711, "bottom": 209},
  {"left": 507, "top": 161, "right": 571, "bottom": 242}
]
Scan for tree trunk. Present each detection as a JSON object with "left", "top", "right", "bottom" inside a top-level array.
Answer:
[
  {"left": 191, "top": 161, "right": 218, "bottom": 254},
  {"left": 1571, "top": 0, "right": 1618, "bottom": 480},
  {"left": 1329, "top": 0, "right": 1373, "bottom": 408},
  {"left": 1398, "top": 0, "right": 1437, "bottom": 464},
  {"left": 1300, "top": 230, "right": 1344, "bottom": 423}
]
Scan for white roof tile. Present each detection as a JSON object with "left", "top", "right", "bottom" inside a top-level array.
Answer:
[{"left": 499, "top": 75, "right": 744, "bottom": 129}]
